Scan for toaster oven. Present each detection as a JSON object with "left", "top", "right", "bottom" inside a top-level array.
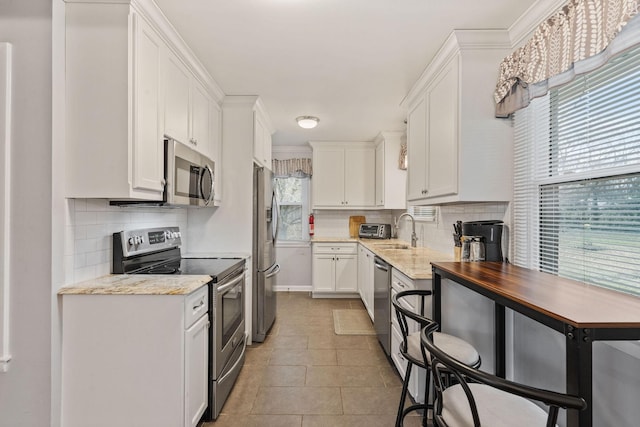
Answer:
[{"left": 358, "top": 223, "right": 392, "bottom": 239}]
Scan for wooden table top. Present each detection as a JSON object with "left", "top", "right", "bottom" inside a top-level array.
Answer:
[{"left": 431, "top": 261, "right": 640, "bottom": 329}]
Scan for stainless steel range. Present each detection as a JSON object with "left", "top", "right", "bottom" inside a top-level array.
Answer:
[{"left": 113, "top": 226, "right": 246, "bottom": 421}]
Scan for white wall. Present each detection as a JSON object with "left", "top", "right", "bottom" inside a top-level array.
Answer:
[{"left": 0, "top": 1, "right": 53, "bottom": 424}]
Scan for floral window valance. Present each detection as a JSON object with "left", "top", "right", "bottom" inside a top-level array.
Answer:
[
  {"left": 494, "top": 0, "right": 640, "bottom": 117},
  {"left": 272, "top": 158, "right": 313, "bottom": 178}
]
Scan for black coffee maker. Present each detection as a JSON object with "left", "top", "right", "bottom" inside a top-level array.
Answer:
[{"left": 461, "top": 220, "right": 504, "bottom": 262}]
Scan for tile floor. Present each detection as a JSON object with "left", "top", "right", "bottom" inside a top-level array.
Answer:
[{"left": 205, "top": 292, "right": 427, "bottom": 427}]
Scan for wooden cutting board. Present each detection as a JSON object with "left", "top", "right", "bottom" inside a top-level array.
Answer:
[{"left": 349, "top": 216, "right": 366, "bottom": 238}]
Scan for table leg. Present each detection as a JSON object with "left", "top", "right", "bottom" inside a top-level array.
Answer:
[
  {"left": 494, "top": 304, "right": 506, "bottom": 378},
  {"left": 433, "top": 269, "right": 441, "bottom": 329},
  {"left": 565, "top": 326, "right": 593, "bottom": 427}
]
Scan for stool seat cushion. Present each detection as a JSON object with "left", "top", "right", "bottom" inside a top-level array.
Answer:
[
  {"left": 440, "top": 383, "right": 556, "bottom": 427},
  {"left": 407, "top": 331, "right": 479, "bottom": 367}
]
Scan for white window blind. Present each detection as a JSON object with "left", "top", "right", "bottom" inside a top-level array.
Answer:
[
  {"left": 514, "top": 44, "right": 640, "bottom": 296},
  {"left": 408, "top": 205, "right": 437, "bottom": 222}
]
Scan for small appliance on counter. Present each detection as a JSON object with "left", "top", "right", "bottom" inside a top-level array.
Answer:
[
  {"left": 358, "top": 223, "right": 392, "bottom": 239},
  {"left": 461, "top": 220, "right": 504, "bottom": 262}
]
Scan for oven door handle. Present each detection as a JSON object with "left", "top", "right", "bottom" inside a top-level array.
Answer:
[
  {"left": 216, "top": 273, "right": 244, "bottom": 294},
  {"left": 218, "top": 334, "right": 247, "bottom": 383},
  {"left": 264, "top": 263, "right": 280, "bottom": 279}
]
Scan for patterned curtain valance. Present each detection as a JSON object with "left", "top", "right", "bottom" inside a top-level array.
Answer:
[
  {"left": 272, "top": 158, "right": 313, "bottom": 178},
  {"left": 494, "top": 0, "right": 640, "bottom": 117}
]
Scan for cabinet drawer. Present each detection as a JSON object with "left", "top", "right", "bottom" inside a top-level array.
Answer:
[
  {"left": 185, "top": 286, "right": 209, "bottom": 328},
  {"left": 313, "top": 243, "right": 357, "bottom": 254}
]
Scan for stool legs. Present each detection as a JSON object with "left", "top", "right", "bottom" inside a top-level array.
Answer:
[
  {"left": 395, "top": 360, "right": 413, "bottom": 427},
  {"left": 396, "top": 362, "right": 432, "bottom": 427}
]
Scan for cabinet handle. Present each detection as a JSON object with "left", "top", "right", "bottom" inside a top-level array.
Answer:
[{"left": 193, "top": 298, "right": 205, "bottom": 311}]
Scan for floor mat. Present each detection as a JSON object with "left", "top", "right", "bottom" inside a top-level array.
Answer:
[{"left": 332, "top": 309, "right": 376, "bottom": 335}]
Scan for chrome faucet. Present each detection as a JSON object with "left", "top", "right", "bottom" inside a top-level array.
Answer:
[{"left": 398, "top": 212, "right": 418, "bottom": 248}]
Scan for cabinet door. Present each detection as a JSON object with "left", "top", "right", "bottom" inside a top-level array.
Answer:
[
  {"left": 190, "top": 79, "right": 211, "bottom": 156},
  {"left": 312, "top": 148, "right": 345, "bottom": 207},
  {"left": 164, "top": 51, "right": 190, "bottom": 144},
  {"left": 344, "top": 148, "right": 375, "bottom": 207},
  {"left": 365, "top": 250, "right": 375, "bottom": 320},
  {"left": 335, "top": 254, "right": 358, "bottom": 292},
  {"left": 427, "top": 57, "right": 459, "bottom": 198},
  {"left": 132, "top": 13, "right": 164, "bottom": 193},
  {"left": 262, "top": 124, "right": 272, "bottom": 169},
  {"left": 357, "top": 246, "right": 367, "bottom": 301},
  {"left": 312, "top": 254, "right": 335, "bottom": 292},
  {"left": 406, "top": 96, "right": 427, "bottom": 201},
  {"left": 210, "top": 100, "right": 222, "bottom": 202},
  {"left": 253, "top": 113, "right": 266, "bottom": 166},
  {"left": 185, "top": 314, "right": 209, "bottom": 427},
  {"left": 375, "top": 143, "right": 384, "bottom": 206}
]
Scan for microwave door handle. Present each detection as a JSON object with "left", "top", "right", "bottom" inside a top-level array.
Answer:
[
  {"left": 216, "top": 273, "right": 244, "bottom": 294},
  {"left": 200, "top": 164, "right": 215, "bottom": 206}
]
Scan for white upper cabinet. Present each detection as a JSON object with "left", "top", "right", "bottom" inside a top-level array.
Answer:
[
  {"left": 189, "top": 78, "right": 212, "bottom": 156},
  {"left": 310, "top": 142, "right": 376, "bottom": 209},
  {"left": 374, "top": 131, "right": 407, "bottom": 209},
  {"left": 65, "top": 0, "right": 224, "bottom": 201},
  {"left": 164, "top": 50, "right": 190, "bottom": 146},
  {"left": 253, "top": 111, "right": 273, "bottom": 169},
  {"left": 66, "top": 3, "right": 164, "bottom": 200},
  {"left": 403, "top": 30, "right": 513, "bottom": 205}
]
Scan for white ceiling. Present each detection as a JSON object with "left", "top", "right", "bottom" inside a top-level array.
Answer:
[{"left": 154, "top": 0, "right": 537, "bottom": 146}]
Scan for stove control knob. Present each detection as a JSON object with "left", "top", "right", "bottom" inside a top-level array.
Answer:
[
  {"left": 128, "top": 237, "right": 135, "bottom": 246},
  {"left": 139, "top": 236, "right": 145, "bottom": 244},
  {"left": 176, "top": 231, "right": 181, "bottom": 238}
]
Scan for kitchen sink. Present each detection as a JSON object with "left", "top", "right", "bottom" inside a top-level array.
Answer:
[{"left": 375, "top": 243, "right": 411, "bottom": 250}]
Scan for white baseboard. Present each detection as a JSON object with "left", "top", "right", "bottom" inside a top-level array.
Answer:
[{"left": 273, "top": 285, "right": 312, "bottom": 292}]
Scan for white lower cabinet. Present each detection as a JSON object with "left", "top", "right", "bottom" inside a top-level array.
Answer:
[
  {"left": 358, "top": 244, "right": 375, "bottom": 321},
  {"left": 390, "top": 268, "right": 432, "bottom": 404},
  {"left": 312, "top": 243, "right": 358, "bottom": 294},
  {"left": 61, "top": 286, "right": 209, "bottom": 427}
]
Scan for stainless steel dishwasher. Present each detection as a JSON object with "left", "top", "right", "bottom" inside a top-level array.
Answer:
[{"left": 373, "top": 256, "right": 391, "bottom": 356}]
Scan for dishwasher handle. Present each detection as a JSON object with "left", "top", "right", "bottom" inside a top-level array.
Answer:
[{"left": 374, "top": 259, "right": 389, "bottom": 272}]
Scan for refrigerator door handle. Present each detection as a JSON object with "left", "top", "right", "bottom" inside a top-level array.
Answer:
[
  {"left": 271, "top": 190, "right": 279, "bottom": 242},
  {"left": 264, "top": 263, "right": 280, "bottom": 278}
]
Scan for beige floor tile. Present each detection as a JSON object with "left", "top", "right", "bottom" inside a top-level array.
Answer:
[
  {"left": 269, "top": 348, "right": 337, "bottom": 366},
  {"left": 206, "top": 414, "right": 302, "bottom": 427},
  {"left": 252, "top": 386, "right": 343, "bottom": 415},
  {"left": 336, "top": 348, "right": 389, "bottom": 366},
  {"left": 244, "top": 346, "right": 273, "bottom": 366},
  {"left": 306, "top": 366, "right": 386, "bottom": 387},
  {"left": 261, "top": 365, "right": 307, "bottom": 386},
  {"left": 379, "top": 365, "right": 403, "bottom": 388},
  {"left": 301, "top": 414, "right": 400, "bottom": 427},
  {"left": 307, "top": 334, "right": 371, "bottom": 349},
  {"left": 278, "top": 322, "right": 336, "bottom": 336},
  {"left": 341, "top": 386, "right": 405, "bottom": 415},
  {"left": 259, "top": 334, "right": 309, "bottom": 349}
]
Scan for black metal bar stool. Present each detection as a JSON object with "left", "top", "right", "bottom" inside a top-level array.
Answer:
[
  {"left": 420, "top": 321, "right": 587, "bottom": 426},
  {"left": 392, "top": 289, "right": 481, "bottom": 427}
]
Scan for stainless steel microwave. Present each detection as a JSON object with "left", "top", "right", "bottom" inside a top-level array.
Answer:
[{"left": 165, "top": 138, "right": 215, "bottom": 207}]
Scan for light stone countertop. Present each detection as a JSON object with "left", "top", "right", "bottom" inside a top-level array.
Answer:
[
  {"left": 58, "top": 274, "right": 211, "bottom": 295},
  {"left": 313, "top": 237, "right": 453, "bottom": 280}
]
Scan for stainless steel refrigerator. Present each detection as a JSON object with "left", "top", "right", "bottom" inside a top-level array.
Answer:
[{"left": 252, "top": 164, "right": 280, "bottom": 342}]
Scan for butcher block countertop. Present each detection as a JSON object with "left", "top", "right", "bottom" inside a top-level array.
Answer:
[
  {"left": 312, "top": 237, "right": 452, "bottom": 280},
  {"left": 58, "top": 274, "right": 211, "bottom": 295}
]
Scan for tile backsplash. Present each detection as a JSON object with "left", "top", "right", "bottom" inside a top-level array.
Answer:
[
  {"left": 65, "top": 199, "right": 188, "bottom": 284},
  {"left": 312, "top": 203, "right": 510, "bottom": 259},
  {"left": 395, "top": 202, "right": 510, "bottom": 258}
]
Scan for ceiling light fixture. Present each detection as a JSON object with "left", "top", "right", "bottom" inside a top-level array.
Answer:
[{"left": 296, "top": 116, "right": 319, "bottom": 129}]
